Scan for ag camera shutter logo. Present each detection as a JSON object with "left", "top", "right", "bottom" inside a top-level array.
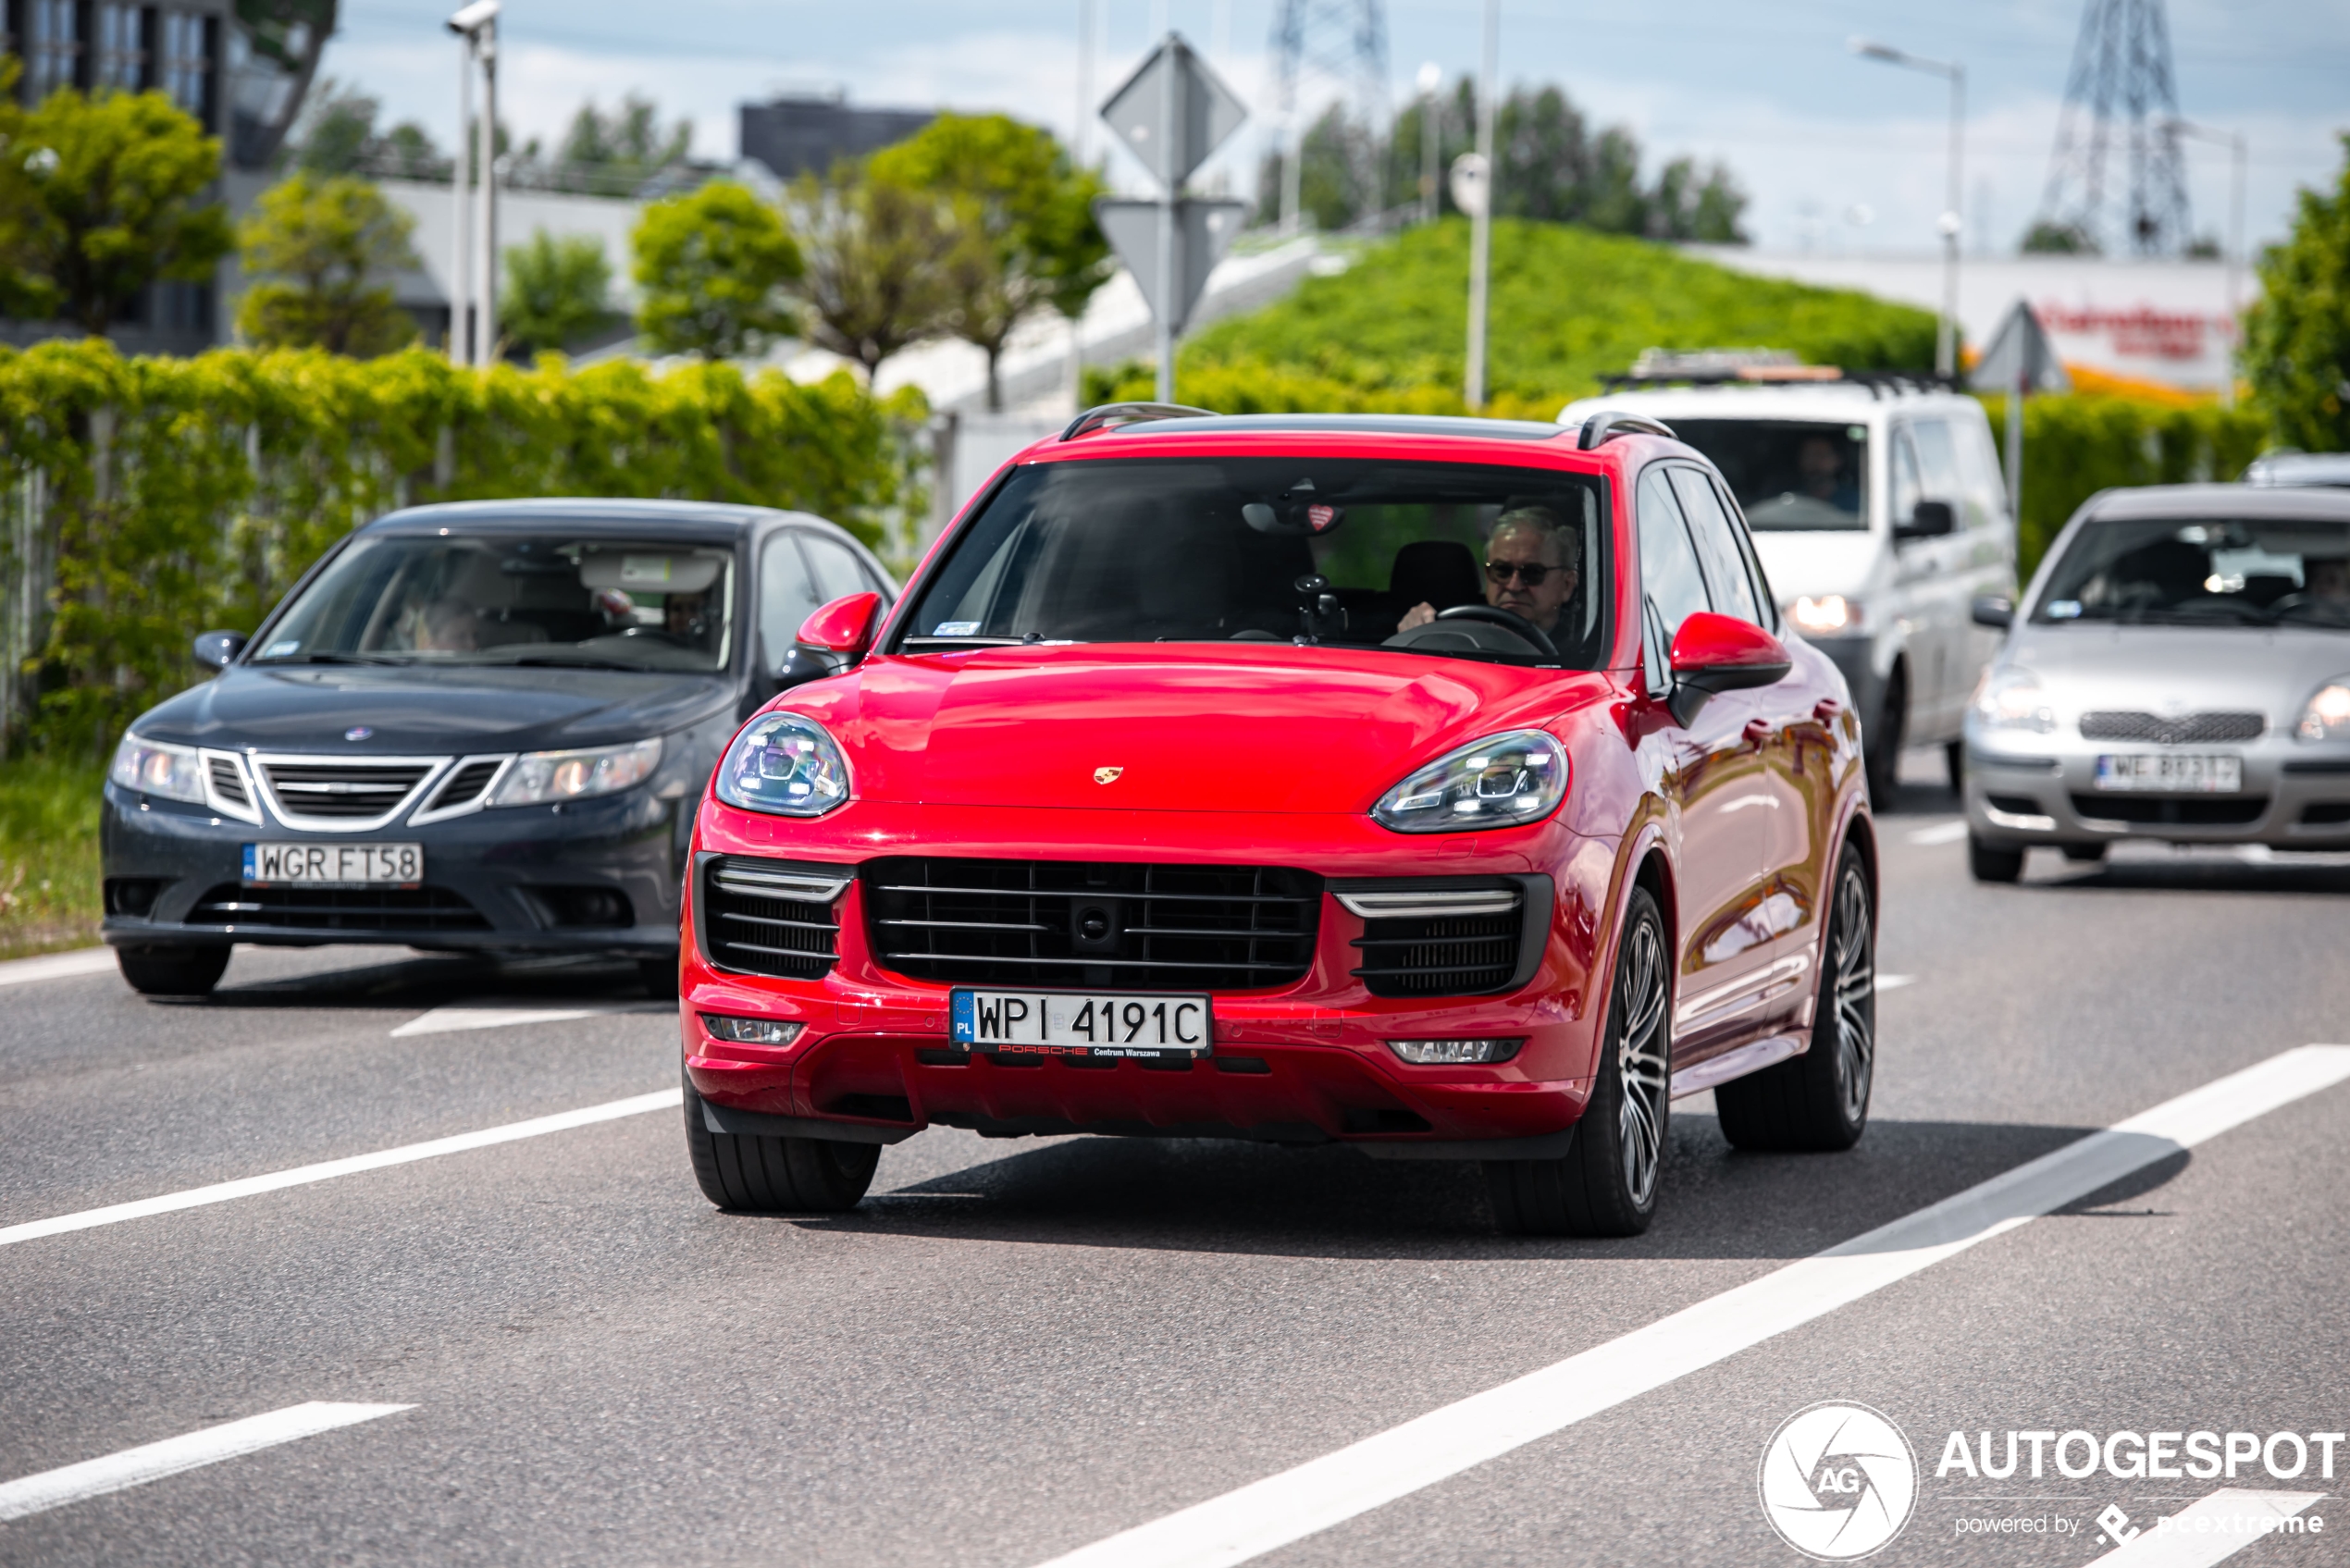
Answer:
[{"left": 1759, "top": 1401, "right": 1918, "bottom": 1560}]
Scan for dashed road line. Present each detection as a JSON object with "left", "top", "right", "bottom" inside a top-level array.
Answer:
[
  {"left": 2090, "top": 1488, "right": 2329, "bottom": 1565},
  {"left": 0, "top": 1402, "right": 412, "bottom": 1523},
  {"left": 1029, "top": 1046, "right": 2350, "bottom": 1568},
  {"left": 390, "top": 1003, "right": 669, "bottom": 1037},
  {"left": 1878, "top": 974, "right": 1918, "bottom": 993},
  {"left": 0, "top": 1089, "right": 681, "bottom": 1249}
]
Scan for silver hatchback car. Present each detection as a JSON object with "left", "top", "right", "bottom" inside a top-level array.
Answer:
[{"left": 1964, "top": 484, "right": 2350, "bottom": 880}]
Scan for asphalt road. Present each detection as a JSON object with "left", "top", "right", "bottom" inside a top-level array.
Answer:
[{"left": 3, "top": 748, "right": 2346, "bottom": 1567}]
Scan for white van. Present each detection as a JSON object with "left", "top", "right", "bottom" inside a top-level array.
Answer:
[{"left": 1559, "top": 374, "right": 2016, "bottom": 798}]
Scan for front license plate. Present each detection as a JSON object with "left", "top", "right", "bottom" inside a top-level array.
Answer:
[
  {"left": 2094, "top": 754, "right": 2243, "bottom": 794},
  {"left": 949, "top": 989, "right": 1212, "bottom": 1056},
  {"left": 242, "top": 842, "right": 423, "bottom": 886}
]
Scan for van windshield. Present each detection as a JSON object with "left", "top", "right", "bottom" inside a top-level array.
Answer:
[
  {"left": 251, "top": 534, "right": 736, "bottom": 672},
  {"left": 1666, "top": 419, "right": 1869, "bottom": 532}
]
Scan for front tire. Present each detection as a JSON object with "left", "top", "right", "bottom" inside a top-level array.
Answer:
[
  {"left": 1485, "top": 887, "right": 1669, "bottom": 1238},
  {"left": 1716, "top": 846, "right": 1874, "bottom": 1153},
  {"left": 681, "top": 1066, "right": 878, "bottom": 1213},
  {"left": 117, "top": 944, "right": 230, "bottom": 997},
  {"left": 1864, "top": 676, "right": 1906, "bottom": 806},
  {"left": 1968, "top": 834, "right": 2025, "bottom": 883}
]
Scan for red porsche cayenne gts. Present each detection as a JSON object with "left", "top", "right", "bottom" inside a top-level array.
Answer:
[{"left": 677, "top": 407, "right": 1876, "bottom": 1236}]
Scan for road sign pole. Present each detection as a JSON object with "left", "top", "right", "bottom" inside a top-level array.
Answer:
[
  {"left": 1156, "top": 34, "right": 1180, "bottom": 403},
  {"left": 1465, "top": 0, "right": 1497, "bottom": 410}
]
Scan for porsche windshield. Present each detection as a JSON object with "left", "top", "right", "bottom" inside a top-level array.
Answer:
[
  {"left": 2034, "top": 517, "right": 2350, "bottom": 629},
  {"left": 900, "top": 457, "right": 1612, "bottom": 667},
  {"left": 251, "top": 534, "right": 736, "bottom": 672}
]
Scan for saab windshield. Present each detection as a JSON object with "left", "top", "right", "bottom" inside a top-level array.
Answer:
[
  {"left": 252, "top": 534, "right": 736, "bottom": 672},
  {"left": 898, "top": 457, "right": 1612, "bottom": 667},
  {"left": 2034, "top": 517, "right": 2350, "bottom": 628}
]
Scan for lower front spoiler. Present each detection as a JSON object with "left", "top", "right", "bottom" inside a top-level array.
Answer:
[{"left": 102, "top": 916, "right": 676, "bottom": 957}]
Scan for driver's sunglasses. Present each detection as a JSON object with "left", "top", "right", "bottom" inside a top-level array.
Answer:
[{"left": 1485, "top": 560, "right": 1563, "bottom": 586}]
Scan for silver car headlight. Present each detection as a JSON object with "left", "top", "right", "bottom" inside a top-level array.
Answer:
[
  {"left": 486, "top": 738, "right": 662, "bottom": 807},
  {"left": 2296, "top": 677, "right": 2350, "bottom": 743},
  {"left": 108, "top": 734, "right": 206, "bottom": 804},
  {"left": 1372, "top": 729, "right": 1568, "bottom": 833},
  {"left": 714, "top": 710, "right": 851, "bottom": 817},
  {"left": 1972, "top": 668, "right": 2055, "bottom": 735}
]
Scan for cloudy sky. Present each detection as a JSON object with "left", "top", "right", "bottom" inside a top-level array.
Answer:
[{"left": 328, "top": 0, "right": 2347, "bottom": 255}]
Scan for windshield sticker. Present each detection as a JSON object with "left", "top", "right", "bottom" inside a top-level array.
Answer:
[
  {"left": 264, "top": 639, "right": 300, "bottom": 657},
  {"left": 2047, "top": 600, "right": 2083, "bottom": 619},
  {"left": 933, "top": 621, "right": 982, "bottom": 636}
]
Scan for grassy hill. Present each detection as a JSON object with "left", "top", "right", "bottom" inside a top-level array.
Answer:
[{"left": 1094, "top": 218, "right": 1940, "bottom": 416}]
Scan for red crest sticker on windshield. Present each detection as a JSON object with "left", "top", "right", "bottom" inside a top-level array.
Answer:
[{"left": 1307, "top": 504, "right": 1340, "bottom": 532}]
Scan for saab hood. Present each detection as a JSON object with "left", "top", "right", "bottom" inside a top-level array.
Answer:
[
  {"left": 805, "top": 647, "right": 1600, "bottom": 812},
  {"left": 130, "top": 664, "right": 734, "bottom": 753}
]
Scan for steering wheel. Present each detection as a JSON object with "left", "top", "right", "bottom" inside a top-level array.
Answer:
[{"left": 1435, "top": 603, "right": 1560, "bottom": 660}]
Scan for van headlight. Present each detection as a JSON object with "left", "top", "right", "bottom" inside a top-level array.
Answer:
[
  {"left": 715, "top": 711, "right": 851, "bottom": 817},
  {"left": 1372, "top": 729, "right": 1568, "bottom": 833},
  {"left": 1788, "top": 595, "right": 1861, "bottom": 636},
  {"left": 2297, "top": 678, "right": 2350, "bottom": 743},
  {"left": 1972, "top": 668, "right": 2055, "bottom": 734},
  {"left": 487, "top": 738, "right": 662, "bottom": 807},
  {"left": 108, "top": 734, "right": 207, "bottom": 804}
]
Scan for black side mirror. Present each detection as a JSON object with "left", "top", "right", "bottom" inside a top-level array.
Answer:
[
  {"left": 1971, "top": 594, "right": 2014, "bottom": 630},
  {"left": 192, "top": 630, "right": 247, "bottom": 670},
  {"left": 1896, "top": 500, "right": 1957, "bottom": 541}
]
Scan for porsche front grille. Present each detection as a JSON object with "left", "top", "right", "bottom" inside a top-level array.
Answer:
[{"left": 700, "top": 857, "right": 846, "bottom": 979}]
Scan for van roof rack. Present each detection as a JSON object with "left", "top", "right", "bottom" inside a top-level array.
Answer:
[
  {"left": 1060, "top": 402, "right": 1218, "bottom": 441},
  {"left": 1598, "top": 366, "right": 1956, "bottom": 399}
]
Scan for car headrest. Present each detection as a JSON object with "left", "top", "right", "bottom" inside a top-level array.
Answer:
[{"left": 1390, "top": 539, "right": 1482, "bottom": 611}]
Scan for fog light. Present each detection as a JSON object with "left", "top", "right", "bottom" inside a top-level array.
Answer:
[
  {"left": 1384, "top": 1037, "right": 1523, "bottom": 1065},
  {"left": 700, "top": 1014, "right": 804, "bottom": 1046}
]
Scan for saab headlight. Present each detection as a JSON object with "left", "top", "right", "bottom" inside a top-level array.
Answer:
[
  {"left": 715, "top": 710, "right": 851, "bottom": 817},
  {"left": 1972, "top": 668, "right": 2054, "bottom": 735},
  {"left": 108, "top": 734, "right": 206, "bottom": 804},
  {"left": 1788, "top": 594, "right": 1861, "bottom": 636},
  {"left": 487, "top": 738, "right": 662, "bottom": 807},
  {"left": 1372, "top": 729, "right": 1568, "bottom": 833},
  {"left": 2296, "top": 677, "right": 2350, "bottom": 743}
]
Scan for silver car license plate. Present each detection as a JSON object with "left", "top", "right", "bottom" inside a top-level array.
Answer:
[
  {"left": 242, "top": 842, "right": 423, "bottom": 886},
  {"left": 949, "top": 989, "right": 1212, "bottom": 1056},
  {"left": 2093, "top": 754, "right": 2243, "bottom": 793}
]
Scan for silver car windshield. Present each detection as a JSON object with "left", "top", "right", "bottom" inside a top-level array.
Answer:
[
  {"left": 2035, "top": 517, "right": 2350, "bottom": 629},
  {"left": 1664, "top": 419, "right": 1868, "bottom": 532},
  {"left": 252, "top": 535, "right": 737, "bottom": 672}
]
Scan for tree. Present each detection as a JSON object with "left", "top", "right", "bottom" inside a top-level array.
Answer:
[
  {"left": 551, "top": 95, "right": 691, "bottom": 193},
  {"left": 0, "top": 84, "right": 233, "bottom": 336},
  {"left": 1650, "top": 157, "right": 1748, "bottom": 243},
  {"left": 235, "top": 173, "right": 420, "bottom": 356},
  {"left": 280, "top": 78, "right": 444, "bottom": 180},
  {"left": 785, "top": 166, "right": 956, "bottom": 383},
  {"left": 871, "top": 113, "right": 1110, "bottom": 409},
  {"left": 2021, "top": 220, "right": 2098, "bottom": 254},
  {"left": 503, "top": 230, "right": 614, "bottom": 354},
  {"left": 631, "top": 180, "right": 802, "bottom": 360},
  {"left": 2243, "top": 134, "right": 2350, "bottom": 452}
]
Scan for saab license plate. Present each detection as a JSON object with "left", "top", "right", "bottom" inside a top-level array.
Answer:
[
  {"left": 242, "top": 842, "right": 423, "bottom": 886},
  {"left": 2094, "top": 754, "right": 2243, "bottom": 794},
  {"left": 949, "top": 989, "right": 1212, "bottom": 1056}
]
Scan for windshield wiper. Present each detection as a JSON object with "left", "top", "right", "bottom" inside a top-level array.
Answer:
[
  {"left": 267, "top": 651, "right": 412, "bottom": 665},
  {"left": 498, "top": 653, "right": 670, "bottom": 671}
]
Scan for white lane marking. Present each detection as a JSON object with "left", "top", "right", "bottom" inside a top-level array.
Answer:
[
  {"left": 0, "top": 1402, "right": 412, "bottom": 1523},
  {"left": 390, "top": 1003, "right": 666, "bottom": 1037},
  {"left": 0, "top": 1089, "right": 681, "bottom": 1249},
  {"left": 1031, "top": 1046, "right": 2350, "bottom": 1568},
  {"left": 1877, "top": 973, "right": 1917, "bottom": 993},
  {"left": 1908, "top": 821, "right": 1969, "bottom": 846},
  {"left": 0, "top": 948, "right": 118, "bottom": 988},
  {"left": 2089, "top": 1488, "right": 2328, "bottom": 1565}
]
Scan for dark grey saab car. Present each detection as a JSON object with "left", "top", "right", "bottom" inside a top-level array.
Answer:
[{"left": 101, "top": 499, "right": 895, "bottom": 996}]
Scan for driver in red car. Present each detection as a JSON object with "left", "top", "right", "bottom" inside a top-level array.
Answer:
[{"left": 1395, "top": 504, "right": 1578, "bottom": 636}]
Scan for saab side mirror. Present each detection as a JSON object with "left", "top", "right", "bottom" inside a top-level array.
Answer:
[
  {"left": 1970, "top": 594, "right": 2014, "bottom": 630},
  {"left": 1895, "top": 500, "right": 1957, "bottom": 542},
  {"left": 797, "top": 591, "right": 883, "bottom": 660},
  {"left": 1666, "top": 611, "right": 1793, "bottom": 726},
  {"left": 192, "top": 630, "right": 247, "bottom": 670}
]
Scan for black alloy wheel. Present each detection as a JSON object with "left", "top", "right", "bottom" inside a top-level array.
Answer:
[
  {"left": 681, "top": 1064, "right": 879, "bottom": 1213},
  {"left": 1968, "top": 834, "right": 2025, "bottom": 883},
  {"left": 1716, "top": 846, "right": 1875, "bottom": 1152},
  {"left": 117, "top": 944, "right": 230, "bottom": 998},
  {"left": 1486, "top": 886, "right": 1669, "bottom": 1238}
]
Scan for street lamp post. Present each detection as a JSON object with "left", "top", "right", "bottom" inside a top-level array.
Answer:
[
  {"left": 2165, "top": 117, "right": 2248, "bottom": 408},
  {"left": 1851, "top": 37, "right": 1964, "bottom": 380},
  {"left": 448, "top": 0, "right": 501, "bottom": 368},
  {"left": 1463, "top": 1, "right": 1496, "bottom": 410}
]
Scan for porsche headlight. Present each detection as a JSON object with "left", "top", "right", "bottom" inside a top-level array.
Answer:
[
  {"left": 715, "top": 711, "right": 851, "bottom": 817},
  {"left": 1372, "top": 729, "right": 1568, "bottom": 833},
  {"left": 487, "top": 738, "right": 662, "bottom": 807},
  {"left": 108, "top": 734, "right": 206, "bottom": 804},
  {"left": 2297, "top": 677, "right": 2350, "bottom": 743},
  {"left": 1972, "top": 668, "right": 2055, "bottom": 735}
]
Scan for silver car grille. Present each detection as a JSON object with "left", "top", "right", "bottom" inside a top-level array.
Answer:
[
  {"left": 256, "top": 759, "right": 439, "bottom": 824},
  {"left": 2078, "top": 710, "right": 2265, "bottom": 745}
]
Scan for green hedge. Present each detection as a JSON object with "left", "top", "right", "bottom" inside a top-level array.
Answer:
[{"left": 0, "top": 340, "right": 928, "bottom": 755}]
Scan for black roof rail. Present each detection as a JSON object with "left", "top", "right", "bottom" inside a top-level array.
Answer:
[
  {"left": 1576, "top": 410, "right": 1677, "bottom": 451},
  {"left": 1059, "top": 401, "right": 1218, "bottom": 441}
]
